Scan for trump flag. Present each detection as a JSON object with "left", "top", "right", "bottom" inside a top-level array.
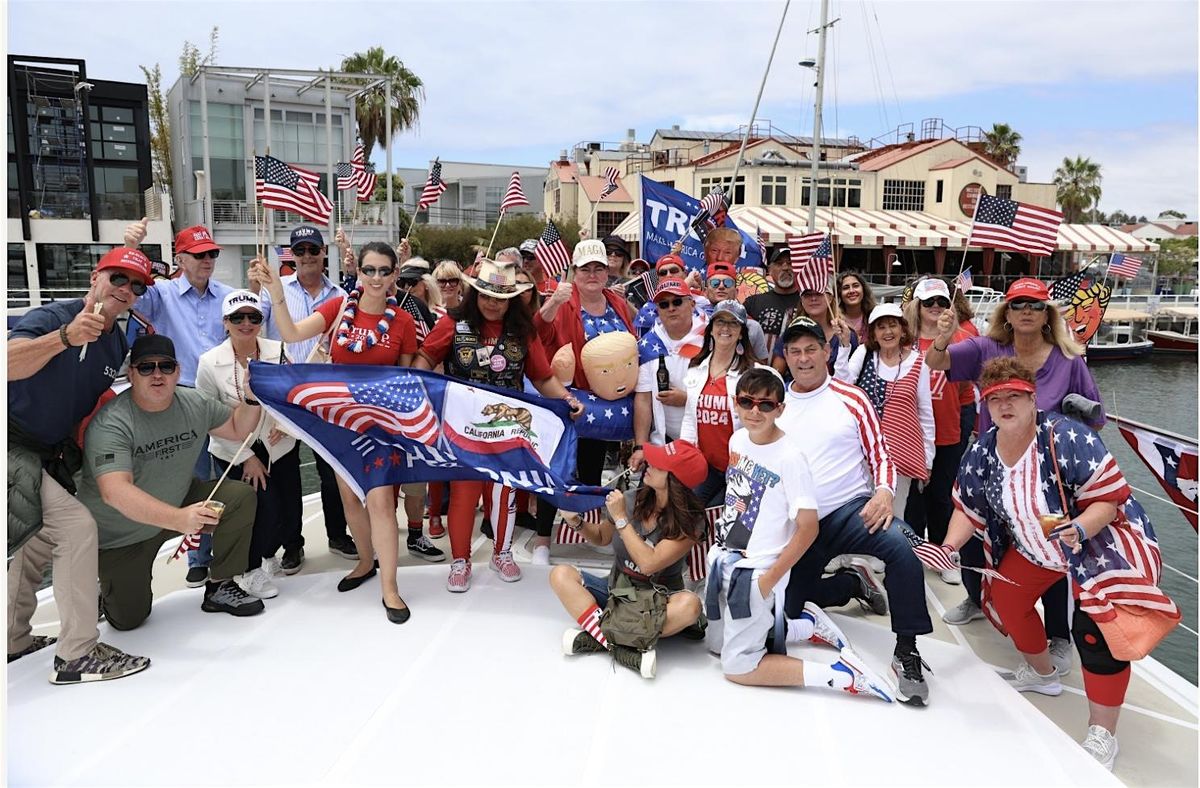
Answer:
[
  {"left": 640, "top": 176, "right": 764, "bottom": 272},
  {"left": 250, "top": 363, "right": 610, "bottom": 511}
]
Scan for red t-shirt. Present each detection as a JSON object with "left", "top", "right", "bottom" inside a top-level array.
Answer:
[
  {"left": 316, "top": 296, "right": 417, "bottom": 366},
  {"left": 694, "top": 374, "right": 734, "bottom": 472},
  {"left": 420, "top": 315, "right": 552, "bottom": 381},
  {"left": 918, "top": 333, "right": 971, "bottom": 446}
]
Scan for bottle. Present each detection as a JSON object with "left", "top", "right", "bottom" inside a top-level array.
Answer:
[{"left": 656, "top": 355, "right": 670, "bottom": 393}]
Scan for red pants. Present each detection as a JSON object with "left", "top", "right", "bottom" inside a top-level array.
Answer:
[
  {"left": 992, "top": 548, "right": 1131, "bottom": 707},
  {"left": 427, "top": 482, "right": 447, "bottom": 519},
  {"left": 447, "top": 480, "right": 515, "bottom": 561}
]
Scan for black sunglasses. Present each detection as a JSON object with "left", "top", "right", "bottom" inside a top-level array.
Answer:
[
  {"left": 134, "top": 360, "right": 178, "bottom": 376},
  {"left": 437, "top": 278, "right": 461, "bottom": 287},
  {"left": 1009, "top": 300, "right": 1048, "bottom": 312},
  {"left": 190, "top": 250, "right": 220, "bottom": 260},
  {"left": 227, "top": 312, "right": 264, "bottom": 325},
  {"left": 291, "top": 245, "right": 322, "bottom": 256},
  {"left": 655, "top": 297, "right": 685, "bottom": 310},
  {"left": 108, "top": 271, "right": 147, "bottom": 296},
  {"left": 359, "top": 266, "right": 394, "bottom": 278},
  {"left": 735, "top": 395, "right": 780, "bottom": 413},
  {"left": 920, "top": 297, "right": 951, "bottom": 308},
  {"left": 658, "top": 266, "right": 683, "bottom": 276}
]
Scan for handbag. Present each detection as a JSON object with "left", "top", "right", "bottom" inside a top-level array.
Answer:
[
  {"left": 1046, "top": 419, "right": 1180, "bottom": 660},
  {"left": 305, "top": 295, "right": 349, "bottom": 364},
  {"left": 599, "top": 568, "right": 668, "bottom": 652}
]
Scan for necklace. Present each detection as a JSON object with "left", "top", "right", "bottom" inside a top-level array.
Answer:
[
  {"left": 232, "top": 342, "right": 260, "bottom": 403},
  {"left": 876, "top": 348, "right": 906, "bottom": 385},
  {"left": 336, "top": 286, "right": 398, "bottom": 353}
]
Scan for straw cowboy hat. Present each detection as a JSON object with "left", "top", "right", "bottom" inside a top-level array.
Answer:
[{"left": 461, "top": 258, "right": 533, "bottom": 300}]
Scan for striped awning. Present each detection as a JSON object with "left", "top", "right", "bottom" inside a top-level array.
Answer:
[{"left": 1056, "top": 224, "right": 1159, "bottom": 253}]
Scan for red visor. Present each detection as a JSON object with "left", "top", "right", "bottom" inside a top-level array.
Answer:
[{"left": 981, "top": 379, "right": 1036, "bottom": 400}]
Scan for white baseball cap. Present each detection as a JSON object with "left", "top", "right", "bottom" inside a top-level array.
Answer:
[{"left": 222, "top": 289, "right": 264, "bottom": 317}]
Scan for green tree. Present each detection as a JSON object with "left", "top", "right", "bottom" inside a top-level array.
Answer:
[
  {"left": 371, "top": 173, "right": 405, "bottom": 203},
  {"left": 1158, "top": 209, "right": 1187, "bottom": 220},
  {"left": 1053, "top": 156, "right": 1103, "bottom": 223},
  {"left": 139, "top": 63, "right": 171, "bottom": 189},
  {"left": 179, "top": 26, "right": 219, "bottom": 77},
  {"left": 337, "top": 47, "right": 424, "bottom": 159},
  {"left": 1154, "top": 236, "right": 1198, "bottom": 278},
  {"left": 982, "top": 123, "right": 1022, "bottom": 169},
  {"left": 411, "top": 215, "right": 580, "bottom": 267}
]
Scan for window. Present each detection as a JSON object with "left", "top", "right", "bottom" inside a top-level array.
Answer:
[
  {"left": 191, "top": 102, "right": 245, "bottom": 200},
  {"left": 9, "top": 162, "right": 20, "bottom": 218},
  {"left": 251, "top": 106, "right": 348, "bottom": 167},
  {"left": 94, "top": 166, "right": 143, "bottom": 220},
  {"left": 554, "top": 187, "right": 560, "bottom": 214},
  {"left": 761, "top": 175, "right": 787, "bottom": 206},
  {"left": 882, "top": 179, "right": 925, "bottom": 211},
  {"left": 800, "top": 177, "right": 861, "bottom": 208},
  {"left": 996, "top": 184, "right": 1013, "bottom": 200},
  {"left": 484, "top": 185, "right": 502, "bottom": 215},
  {"left": 461, "top": 185, "right": 478, "bottom": 206},
  {"left": 699, "top": 175, "right": 745, "bottom": 205},
  {"left": 35, "top": 243, "right": 162, "bottom": 301},
  {"left": 9, "top": 243, "right": 29, "bottom": 307},
  {"left": 597, "top": 211, "right": 629, "bottom": 238},
  {"left": 935, "top": 180, "right": 944, "bottom": 203}
]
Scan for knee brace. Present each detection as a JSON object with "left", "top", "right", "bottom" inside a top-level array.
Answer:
[{"left": 1072, "top": 608, "right": 1128, "bottom": 676}]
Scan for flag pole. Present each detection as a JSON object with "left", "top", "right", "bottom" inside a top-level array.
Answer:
[
  {"left": 168, "top": 427, "right": 257, "bottom": 563},
  {"left": 951, "top": 192, "right": 983, "bottom": 301},
  {"left": 485, "top": 211, "right": 504, "bottom": 258}
]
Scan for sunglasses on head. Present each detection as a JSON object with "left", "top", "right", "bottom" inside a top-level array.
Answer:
[
  {"left": 655, "top": 296, "right": 685, "bottom": 310},
  {"left": 921, "top": 297, "right": 951, "bottom": 308},
  {"left": 108, "top": 271, "right": 147, "bottom": 296},
  {"left": 735, "top": 394, "right": 780, "bottom": 413},
  {"left": 658, "top": 266, "right": 683, "bottom": 276},
  {"left": 1009, "top": 300, "right": 1048, "bottom": 312},
  {"left": 134, "top": 360, "right": 178, "bottom": 376},
  {"left": 291, "top": 245, "right": 322, "bottom": 256},
  {"left": 189, "top": 250, "right": 220, "bottom": 260},
  {"left": 359, "top": 266, "right": 394, "bottom": 278},
  {"left": 708, "top": 276, "right": 736, "bottom": 288},
  {"left": 227, "top": 312, "right": 263, "bottom": 325},
  {"left": 437, "top": 278, "right": 461, "bottom": 287}
]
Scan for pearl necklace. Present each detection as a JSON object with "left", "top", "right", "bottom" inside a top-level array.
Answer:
[
  {"left": 336, "top": 286, "right": 398, "bottom": 353},
  {"left": 232, "top": 343, "right": 260, "bottom": 403}
]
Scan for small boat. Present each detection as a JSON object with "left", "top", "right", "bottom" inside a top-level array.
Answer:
[
  {"left": 1148, "top": 305, "right": 1199, "bottom": 354},
  {"left": 1085, "top": 308, "right": 1155, "bottom": 362}
]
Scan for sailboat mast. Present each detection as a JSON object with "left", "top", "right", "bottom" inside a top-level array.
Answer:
[{"left": 807, "top": 0, "right": 830, "bottom": 233}]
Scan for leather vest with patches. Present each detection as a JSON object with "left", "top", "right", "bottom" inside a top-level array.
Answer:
[{"left": 443, "top": 320, "right": 527, "bottom": 391}]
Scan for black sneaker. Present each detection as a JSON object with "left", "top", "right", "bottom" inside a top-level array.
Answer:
[
  {"left": 891, "top": 646, "right": 931, "bottom": 707},
  {"left": 328, "top": 535, "right": 358, "bottom": 560},
  {"left": 201, "top": 580, "right": 266, "bottom": 617},
  {"left": 612, "top": 644, "right": 656, "bottom": 679},
  {"left": 677, "top": 619, "right": 707, "bottom": 641},
  {"left": 407, "top": 534, "right": 446, "bottom": 563},
  {"left": 50, "top": 642, "right": 150, "bottom": 685},
  {"left": 281, "top": 546, "right": 305, "bottom": 575},
  {"left": 8, "top": 635, "right": 57, "bottom": 663},
  {"left": 561, "top": 628, "right": 608, "bottom": 655},
  {"left": 839, "top": 559, "right": 889, "bottom": 616},
  {"left": 185, "top": 566, "right": 209, "bottom": 588}
]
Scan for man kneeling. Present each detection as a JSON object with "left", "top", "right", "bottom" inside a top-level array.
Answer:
[
  {"left": 704, "top": 368, "right": 891, "bottom": 700},
  {"left": 78, "top": 336, "right": 265, "bottom": 626}
]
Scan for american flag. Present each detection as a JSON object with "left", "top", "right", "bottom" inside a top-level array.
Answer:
[
  {"left": 398, "top": 291, "right": 431, "bottom": 343},
  {"left": 787, "top": 232, "right": 833, "bottom": 293},
  {"left": 901, "top": 529, "right": 1013, "bottom": 582},
  {"left": 955, "top": 266, "right": 973, "bottom": 293},
  {"left": 1117, "top": 418, "right": 1198, "bottom": 529},
  {"left": 255, "top": 155, "right": 333, "bottom": 223},
  {"left": 689, "top": 208, "right": 712, "bottom": 243},
  {"left": 499, "top": 171, "right": 530, "bottom": 214},
  {"left": 275, "top": 246, "right": 294, "bottom": 264},
  {"left": 417, "top": 159, "right": 447, "bottom": 210},
  {"left": 700, "top": 187, "right": 727, "bottom": 217},
  {"left": 288, "top": 377, "right": 440, "bottom": 446},
  {"left": 535, "top": 220, "right": 572, "bottom": 279},
  {"left": 336, "top": 162, "right": 358, "bottom": 192},
  {"left": 600, "top": 166, "right": 620, "bottom": 199},
  {"left": 686, "top": 506, "right": 725, "bottom": 583},
  {"left": 755, "top": 225, "right": 769, "bottom": 264},
  {"left": 554, "top": 506, "right": 606, "bottom": 545},
  {"left": 1108, "top": 253, "right": 1143, "bottom": 280},
  {"left": 967, "top": 195, "right": 1062, "bottom": 258},
  {"left": 356, "top": 163, "right": 377, "bottom": 203}
]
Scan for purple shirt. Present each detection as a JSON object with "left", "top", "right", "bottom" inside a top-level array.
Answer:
[{"left": 946, "top": 336, "right": 1105, "bottom": 433}]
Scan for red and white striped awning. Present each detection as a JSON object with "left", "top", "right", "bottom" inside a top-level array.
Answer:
[{"left": 1056, "top": 224, "right": 1159, "bottom": 253}]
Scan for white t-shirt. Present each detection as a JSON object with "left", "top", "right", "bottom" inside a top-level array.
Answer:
[{"left": 715, "top": 429, "right": 818, "bottom": 569}]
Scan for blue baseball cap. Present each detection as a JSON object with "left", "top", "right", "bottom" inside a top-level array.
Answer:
[{"left": 289, "top": 226, "right": 324, "bottom": 248}]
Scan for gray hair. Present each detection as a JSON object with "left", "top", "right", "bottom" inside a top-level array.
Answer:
[{"left": 495, "top": 247, "right": 521, "bottom": 265}]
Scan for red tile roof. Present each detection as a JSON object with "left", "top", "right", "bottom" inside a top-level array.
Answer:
[
  {"left": 927, "top": 154, "right": 999, "bottom": 172},
  {"left": 855, "top": 139, "right": 960, "bottom": 172}
]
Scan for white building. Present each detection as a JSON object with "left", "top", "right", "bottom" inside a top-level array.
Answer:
[{"left": 397, "top": 161, "right": 546, "bottom": 228}]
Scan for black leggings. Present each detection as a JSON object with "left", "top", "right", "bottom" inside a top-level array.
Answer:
[
  {"left": 535, "top": 438, "right": 612, "bottom": 537},
  {"left": 213, "top": 442, "right": 303, "bottom": 570}
]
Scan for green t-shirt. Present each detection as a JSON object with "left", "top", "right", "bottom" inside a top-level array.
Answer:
[{"left": 78, "top": 387, "right": 231, "bottom": 550}]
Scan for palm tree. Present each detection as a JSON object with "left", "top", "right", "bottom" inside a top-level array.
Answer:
[
  {"left": 337, "top": 47, "right": 424, "bottom": 159},
  {"left": 1053, "top": 156, "right": 1103, "bottom": 223},
  {"left": 982, "top": 123, "right": 1022, "bottom": 169}
]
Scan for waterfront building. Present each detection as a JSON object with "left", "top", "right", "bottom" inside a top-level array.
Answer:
[{"left": 397, "top": 161, "right": 546, "bottom": 228}]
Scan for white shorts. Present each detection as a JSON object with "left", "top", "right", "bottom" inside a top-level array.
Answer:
[{"left": 705, "top": 563, "right": 777, "bottom": 676}]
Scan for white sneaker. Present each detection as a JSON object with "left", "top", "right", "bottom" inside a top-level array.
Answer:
[
  {"left": 834, "top": 647, "right": 893, "bottom": 703},
  {"left": 1001, "top": 661, "right": 1062, "bottom": 696},
  {"left": 1081, "top": 725, "right": 1118, "bottom": 771},
  {"left": 236, "top": 567, "right": 279, "bottom": 599},
  {"left": 939, "top": 567, "right": 962, "bottom": 585},
  {"left": 795, "top": 602, "right": 848, "bottom": 650},
  {"left": 261, "top": 556, "right": 283, "bottom": 577},
  {"left": 446, "top": 559, "right": 472, "bottom": 593},
  {"left": 942, "top": 599, "right": 984, "bottom": 625},
  {"left": 531, "top": 545, "right": 551, "bottom": 566},
  {"left": 1049, "top": 637, "right": 1073, "bottom": 678},
  {"left": 490, "top": 550, "right": 522, "bottom": 582}
]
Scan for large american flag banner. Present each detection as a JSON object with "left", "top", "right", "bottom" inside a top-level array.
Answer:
[
  {"left": 787, "top": 232, "right": 833, "bottom": 293},
  {"left": 255, "top": 155, "right": 333, "bottom": 223},
  {"left": 967, "top": 194, "right": 1062, "bottom": 258},
  {"left": 600, "top": 166, "right": 620, "bottom": 199},
  {"left": 1108, "top": 253, "right": 1143, "bottom": 280},
  {"left": 536, "top": 220, "right": 572, "bottom": 279},
  {"left": 289, "top": 377, "right": 440, "bottom": 446},
  {"left": 499, "top": 171, "right": 529, "bottom": 214},
  {"left": 417, "top": 159, "right": 447, "bottom": 210},
  {"left": 1116, "top": 416, "right": 1198, "bottom": 530}
]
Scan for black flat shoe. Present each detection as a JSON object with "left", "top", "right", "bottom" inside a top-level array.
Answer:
[
  {"left": 382, "top": 598, "right": 411, "bottom": 624},
  {"left": 336, "top": 566, "right": 377, "bottom": 593}
]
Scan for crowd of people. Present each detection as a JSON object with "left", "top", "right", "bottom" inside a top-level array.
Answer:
[{"left": 7, "top": 217, "right": 1176, "bottom": 771}]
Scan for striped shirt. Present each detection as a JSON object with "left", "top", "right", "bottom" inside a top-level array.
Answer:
[
  {"left": 263, "top": 273, "right": 345, "bottom": 362},
  {"left": 997, "top": 442, "right": 1066, "bottom": 571}
]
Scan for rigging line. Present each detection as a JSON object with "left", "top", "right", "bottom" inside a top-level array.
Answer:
[
  {"left": 1161, "top": 561, "right": 1199, "bottom": 585},
  {"left": 1126, "top": 482, "right": 1200, "bottom": 518},
  {"left": 868, "top": 1, "right": 904, "bottom": 129},
  {"left": 858, "top": 0, "right": 888, "bottom": 133}
]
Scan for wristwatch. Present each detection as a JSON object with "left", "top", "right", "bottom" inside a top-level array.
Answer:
[{"left": 614, "top": 517, "right": 629, "bottom": 531}]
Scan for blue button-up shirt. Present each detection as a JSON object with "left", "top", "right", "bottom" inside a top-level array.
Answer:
[
  {"left": 264, "top": 273, "right": 345, "bottom": 361},
  {"left": 128, "top": 276, "right": 270, "bottom": 386}
]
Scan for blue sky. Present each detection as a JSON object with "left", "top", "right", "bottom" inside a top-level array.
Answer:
[{"left": 10, "top": 0, "right": 1198, "bottom": 218}]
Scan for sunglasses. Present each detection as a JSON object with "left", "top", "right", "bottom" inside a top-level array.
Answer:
[
  {"left": 1009, "top": 300, "right": 1048, "bottom": 312},
  {"left": 359, "top": 266, "right": 394, "bottom": 278},
  {"left": 658, "top": 266, "right": 683, "bottom": 276},
  {"left": 189, "top": 250, "right": 220, "bottom": 260},
  {"left": 437, "top": 278, "right": 461, "bottom": 287},
  {"left": 134, "top": 360, "right": 178, "bottom": 376},
  {"left": 291, "top": 245, "right": 322, "bottom": 256},
  {"left": 708, "top": 276, "right": 736, "bottom": 288},
  {"left": 712, "top": 318, "right": 741, "bottom": 328},
  {"left": 655, "top": 297, "right": 686, "bottom": 310},
  {"left": 735, "top": 395, "right": 781, "bottom": 413},
  {"left": 108, "top": 271, "right": 147, "bottom": 296},
  {"left": 920, "top": 297, "right": 951, "bottom": 308},
  {"left": 227, "top": 312, "right": 264, "bottom": 325}
]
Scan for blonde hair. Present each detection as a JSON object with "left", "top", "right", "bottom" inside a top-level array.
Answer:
[
  {"left": 986, "top": 300, "right": 1082, "bottom": 359},
  {"left": 432, "top": 260, "right": 463, "bottom": 281},
  {"left": 421, "top": 273, "right": 443, "bottom": 308}
]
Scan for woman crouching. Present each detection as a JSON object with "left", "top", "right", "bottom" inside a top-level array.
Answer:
[{"left": 549, "top": 440, "right": 709, "bottom": 678}]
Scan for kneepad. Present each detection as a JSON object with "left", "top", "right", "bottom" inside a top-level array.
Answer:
[{"left": 1072, "top": 608, "right": 1128, "bottom": 675}]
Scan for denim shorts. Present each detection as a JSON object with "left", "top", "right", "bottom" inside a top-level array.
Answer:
[{"left": 580, "top": 571, "right": 609, "bottom": 607}]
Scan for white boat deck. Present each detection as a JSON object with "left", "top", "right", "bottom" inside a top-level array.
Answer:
[{"left": 8, "top": 497, "right": 1198, "bottom": 787}]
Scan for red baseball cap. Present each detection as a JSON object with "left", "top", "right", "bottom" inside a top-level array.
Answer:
[
  {"left": 1005, "top": 277, "right": 1050, "bottom": 302},
  {"left": 653, "top": 277, "right": 691, "bottom": 300},
  {"left": 642, "top": 440, "right": 708, "bottom": 488},
  {"left": 174, "top": 225, "right": 221, "bottom": 255},
  {"left": 707, "top": 262, "right": 736, "bottom": 280},
  {"left": 655, "top": 253, "right": 685, "bottom": 273},
  {"left": 95, "top": 247, "right": 153, "bottom": 285}
]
